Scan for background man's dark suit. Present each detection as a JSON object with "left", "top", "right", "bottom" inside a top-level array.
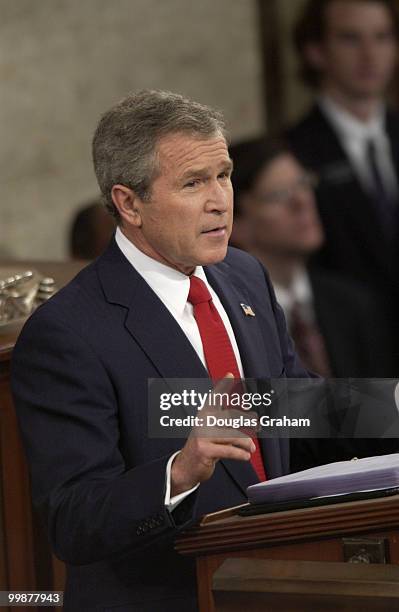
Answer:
[
  {"left": 308, "top": 266, "right": 397, "bottom": 378},
  {"left": 291, "top": 265, "right": 399, "bottom": 474},
  {"left": 11, "top": 240, "right": 308, "bottom": 612},
  {"left": 287, "top": 104, "right": 399, "bottom": 293}
]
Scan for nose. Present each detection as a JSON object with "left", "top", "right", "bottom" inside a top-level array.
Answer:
[
  {"left": 290, "top": 185, "right": 316, "bottom": 213},
  {"left": 205, "top": 180, "right": 231, "bottom": 214}
]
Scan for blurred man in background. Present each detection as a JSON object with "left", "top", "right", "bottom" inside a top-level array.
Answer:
[
  {"left": 287, "top": 0, "right": 399, "bottom": 297},
  {"left": 230, "top": 135, "right": 399, "bottom": 469},
  {"left": 230, "top": 136, "right": 397, "bottom": 379}
]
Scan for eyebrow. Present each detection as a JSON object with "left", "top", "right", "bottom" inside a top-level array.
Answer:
[{"left": 179, "top": 159, "right": 234, "bottom": 182}]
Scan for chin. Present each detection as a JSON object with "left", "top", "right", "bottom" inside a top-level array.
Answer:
[
  {"left": 202, "top": 245, "right": 229, "bottom": 266},
  {"left": 350, "top": 83, "right": 385, "bottom": 98}
]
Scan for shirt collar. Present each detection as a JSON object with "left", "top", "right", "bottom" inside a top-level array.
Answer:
[
  {"left": 319, "top": 95, "right": 386, "bottom": 143},
  {"left": 115, "top": 226, "right": 207, "bottom": 316},
  {"left": 273, "top": 267, "right": 313, "bottom": 317}
]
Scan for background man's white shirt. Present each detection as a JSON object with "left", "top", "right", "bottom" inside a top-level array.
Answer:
[{"left": 320, "top": 95, "right": 398, "bottom": 200}]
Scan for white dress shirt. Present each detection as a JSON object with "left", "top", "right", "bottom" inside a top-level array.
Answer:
[
  {"left": 115, "top": 226, "right": 244, "bottom": 510},
  {"left": 319, "top": 95, "right": 398, "bottom": 200},
  {"left": 272, "top": 267, "right": 315, "bottom": 328}
]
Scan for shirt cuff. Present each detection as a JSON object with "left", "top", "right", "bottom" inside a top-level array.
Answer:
[{"left": 165, "top": 450, "right": 200, "bottom": 512}]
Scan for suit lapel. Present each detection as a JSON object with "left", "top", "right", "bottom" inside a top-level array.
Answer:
[
  {"left": 124, "top": 285, "right": 208, "bottom": 380},
  {"left": 97, "top": 239, "right": 207, "bottom": 380},
  {"left": 204, "top": 261, "right": 270, "bottom": 379},
  {"left": 205, "top": 260, "right": 289, "bottom": 483},
  {"left": 309, "top": 105, "right": 392, "bottom": 269}
]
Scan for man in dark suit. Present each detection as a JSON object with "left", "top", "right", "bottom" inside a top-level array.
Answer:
[
  {"left": 11, "top": 90, "right": 308, "bottom": 611},
  {"left": 229, "top": 135, "right": 399, "bottom": 470},
  {"left": 287, "top": 0, "right": 399, "bottom": 295}
]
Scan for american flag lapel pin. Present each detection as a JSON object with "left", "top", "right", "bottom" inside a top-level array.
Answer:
[{"left": 240, "top": 303, "right": 255, "bottom": 317}]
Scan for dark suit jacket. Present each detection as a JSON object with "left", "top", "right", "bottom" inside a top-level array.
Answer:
[
  {"left": 309, "top": 266, "right": 397, "bottom": 378},
  {"left": 11, "top": 240, "right": 308, "bottom": 612},
  {"left": 290, "top": 267, "right": 399, "bottom": 473},
  {"left": 287, "top": 104, "right": 399, "bottom": 293}
]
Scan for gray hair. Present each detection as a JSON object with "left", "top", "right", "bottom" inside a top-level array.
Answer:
[{"left": 92, "top": 89, "right": 227, "bottom": 220}]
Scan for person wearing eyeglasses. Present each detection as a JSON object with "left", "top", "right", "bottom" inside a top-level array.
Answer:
[
  {"left": 230, "top": 137, "right": 397, "bottom": 380},
  {"left": 230, "top": 136, "right": 399, "bottom": 470}
]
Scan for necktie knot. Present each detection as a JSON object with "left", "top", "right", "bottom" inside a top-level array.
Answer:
[{"left": 188, "top": 276, "right": 212, "bottom": 305}]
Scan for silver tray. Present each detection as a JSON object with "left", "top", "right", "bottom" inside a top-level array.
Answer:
[{"left": 0, "top": 267, "right": 42, "bottom": 334}]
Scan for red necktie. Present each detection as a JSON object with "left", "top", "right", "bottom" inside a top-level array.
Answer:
[{"left": 187, "top": 276, "right": 266, "bottom": 482}]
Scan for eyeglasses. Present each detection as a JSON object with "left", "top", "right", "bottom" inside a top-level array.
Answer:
[{"left": 253, "top": 173, "right": 318, "bottom": 207}]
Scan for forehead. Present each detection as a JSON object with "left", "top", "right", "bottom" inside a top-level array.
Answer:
[
  {"left": 156, "top": 133, "right": 230, "bottom": 175},
  {"left": 255, "top": 153, "right": 303, "bottom": 189},
  {"left": 325, "top": 0, "right": 394, "bottom": 31}
]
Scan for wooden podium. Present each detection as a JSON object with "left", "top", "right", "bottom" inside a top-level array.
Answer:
[{"left": 176, "top": 495, "right": 399, "bottom": 611}]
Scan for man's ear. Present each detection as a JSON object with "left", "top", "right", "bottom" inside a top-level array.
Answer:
[
  {"left": 304, "top": 42, "right": 326, "bottom": 72},
  {"left": 111, "top": 184, "right": 143, "bottom": 227}
]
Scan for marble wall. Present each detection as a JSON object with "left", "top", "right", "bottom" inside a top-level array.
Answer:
[{"left": 1, "top": 0, "right": 263, "bottom": 259}]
